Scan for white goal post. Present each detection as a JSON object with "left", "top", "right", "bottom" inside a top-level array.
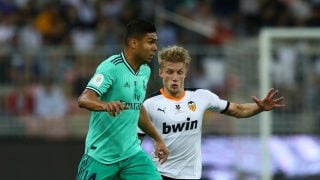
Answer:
[{"left": 259, "top": 28, "right": 320, "bottom": 180}]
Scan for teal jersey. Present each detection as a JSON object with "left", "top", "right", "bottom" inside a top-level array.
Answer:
[{"left": 84, "top": 52, "right": 150, "bottom": 164}]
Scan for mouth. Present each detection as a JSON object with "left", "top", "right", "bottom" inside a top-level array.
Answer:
[{"left": 171, "top": 84, "right": 178, "bottom": 89}]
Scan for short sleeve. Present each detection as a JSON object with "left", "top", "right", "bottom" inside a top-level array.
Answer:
[
  {"left": 198, "top": 89, "right": 228, "bottom": 112},
  {"left": 86, "top": 61, "right": 115, "bottom": 96}
]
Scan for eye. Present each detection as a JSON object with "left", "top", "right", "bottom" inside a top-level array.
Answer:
[
  {"left": 148, "top": 39, "right": 156, "bottom": 44},
  {"left": 166, "top": 70, "right": 173, "bottom": 74},
  {"left": 178, "top": 71, "right": 184, "bottom": 75}
]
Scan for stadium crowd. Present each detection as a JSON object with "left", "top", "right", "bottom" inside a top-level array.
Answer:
[
  {"left": 0, "top": 1, "right": 320, "bottom": 179},
  {"left": 0, "top": 0, "right": 320, "bottom": 138}
]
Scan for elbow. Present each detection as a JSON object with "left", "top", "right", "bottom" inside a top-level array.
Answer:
[
  {"left": 233, "top": 113, "right": 243, "bottom": 119},
  {"left": 78, "top": 95, "right": 86, "bottom": 108}
]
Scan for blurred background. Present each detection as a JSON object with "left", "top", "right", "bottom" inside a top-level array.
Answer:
[{"left": 0, "top": 0, "right": 320, "bottom": 179}]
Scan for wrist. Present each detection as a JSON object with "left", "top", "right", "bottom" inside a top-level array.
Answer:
[
  {"left": 102, "top": 103, "right": 108, "bottom": 111},
  {"left": 154, "top": 137, "right": 165, "bottom": 144}
]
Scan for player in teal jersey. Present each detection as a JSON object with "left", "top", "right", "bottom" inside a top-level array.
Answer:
[{"left": 76, "top": 19, "right": 168, "bottom": 180}]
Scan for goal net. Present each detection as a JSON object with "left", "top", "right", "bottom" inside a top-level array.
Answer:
[{"left": 258, "top": 28, "right": 320, "bottom": 180}]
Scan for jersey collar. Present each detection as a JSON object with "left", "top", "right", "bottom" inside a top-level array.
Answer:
[
  {"left": 121, "top": 51, "right": 140, "bottom": 76},
  {"left": 160, "top": 88, "right": 186, "bottom": 101}
]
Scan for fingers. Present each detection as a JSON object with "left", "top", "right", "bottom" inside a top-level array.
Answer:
[
  {"left": 267, "top": 89, "right": 285, "bottom": 105},
  {"left": 104, "top": 101, "right": 127, "bottom": 116},
  {"left": 252, "top": 89, "right": 285, "bottom": 111},
  {"left": 274, "top": 96, "right": 285, "bottom": 103},
  {"left": 156, "top": 150, "right": 168, "bottom": 164},
  {"left": 155, "top": 145, "right": 169, "bottom": 164},
  {"left": 274, "top": 96, "right": 286, "bottom": 107},
  {"left": 251, "top": 96, "right": 259, "bottom": 104},
  {"left": 269, "top": 88, "right": 279, "bottom": 99},
  {"left": 265, "top": 88, "right": 278, "bottom": 100},
  {"left": 158, "top": 151, "right": 168, "bottom": 164}
]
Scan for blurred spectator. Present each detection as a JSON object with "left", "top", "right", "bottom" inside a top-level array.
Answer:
[
  {"left": 32, "top": 76, "right": 68, "bottom": 138},
  {"left": 95, "top": 17, "right": 122, "bottom": 52},
  {"left": 188, "top": 59, "right": 213, "bottom": 89},
  {"left": 188, "top": 55, "right": 227, "bottom": 97},
  {"left": 209, "top": 19, "right": 234, "bottom": 45},
  {"left": 97, "top": 0, "right": 124, "bottom": 19},
  {"left": 0, "top": 52, "right": 10, "bottom": 83},
  {"left": 17, "top": 16, "right": 42, "bottom": 50},
  {"left": 34, "top": 76, "right": 67, "bottom": 119},
  {"left": 0, "top": 0, "right": 319, "bottom": 49},
  {"left": 0, "top": 0, "right": 17, "bottom": 15},
  {"left": 284, "top": 0, "right": 311, "bottom": 25},
  {"left": 157, "top": 19, "right": 178, "bottom": 47},
  {"left": 33, "top": 2, "right": 67, "bottom": 45},
  {"left": 0, "top": 13, "right": 16, "bottom": 47},
  {"left": 193, "top": 0, "right": 216, "bottom": 30},
  {"left": 212, "top": 0, "right": 239, "bottom": 18},
  {"left": 271, "top": 44, "right": 297, "bottom": 88},
  {"left": 70, "top": 54, "right": 98, "bottom": 97},
  {"left": 38, "top": 50, "right": 73, "bottom": 83},
  {"left": 307, "top": 4, "right": 320, "bottom": 26},
  {"left": 9, "top": 53, "right": 41, "bottom": 84},
  {"left": 239, "top": 0, "right": 260, "bottom": 36},
  {"left": 61, "top": 4, "right": 82, "bottom": 32},
  {"left": 62, "top": 0, "right": 96, "bottom": 28},
  {"left": 71, "top": 25, "right": 95, "bottom": 52},
  {"left": 6, "top": 80, "right": 34, "bottom": 116}
]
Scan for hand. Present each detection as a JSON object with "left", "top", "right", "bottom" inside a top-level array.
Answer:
[
  {"left": 251, "top": 88, "right": 285, "bottom": 111},
  {"left": 104, "top": 101, "right": 127, "bottom": 116},
  {"left": 154, "top": 141, "right": 169, "bottom": 164}
]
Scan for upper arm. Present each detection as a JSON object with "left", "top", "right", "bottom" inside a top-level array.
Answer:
[
  {"left": 86, "top": 62, "right": 115, "bottom": 96},
  {"left": 78, "top": 88, "right": 100, "bottom": 107}
]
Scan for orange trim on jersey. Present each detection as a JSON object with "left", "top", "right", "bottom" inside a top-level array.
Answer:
[{"left": 160, "top": 88, "right": 185, "bottom": 101}]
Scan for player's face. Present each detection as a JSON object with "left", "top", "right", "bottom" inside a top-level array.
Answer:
[
  {"left": 159, "top": 62, "right": 187, "bottom": 97},
  {"left": 136, "top": 33, "right": 158, "bottom": 63}
]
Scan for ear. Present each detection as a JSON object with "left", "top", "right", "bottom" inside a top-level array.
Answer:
[{"left": 129, "top": 38, "right": 138, "bottom": 48}]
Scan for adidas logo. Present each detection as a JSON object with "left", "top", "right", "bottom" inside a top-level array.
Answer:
[{"left": 124, "top": 82, "right": 130, "bottom": 88}]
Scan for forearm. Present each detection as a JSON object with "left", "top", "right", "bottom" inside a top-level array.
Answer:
[
  {"left": 78, "top": 93, "right": 106, "bottom": 111},
  {"left": 226, "top": 103, "right": 263, "bottom": 118},
  {"left": 138, "top": 107, "right": 163, "bottom": 143},
  {"left": 239, "top": 103, "right": 263, "bottom": 118}
]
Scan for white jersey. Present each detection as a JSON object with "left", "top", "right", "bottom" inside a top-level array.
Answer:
[{"left": 142, "top": 88, "right": 229, "bottom": 179}]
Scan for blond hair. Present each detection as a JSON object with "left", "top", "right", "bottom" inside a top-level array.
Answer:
[{"left": 158, "top": 45, "right": 191, "bottom": 69}]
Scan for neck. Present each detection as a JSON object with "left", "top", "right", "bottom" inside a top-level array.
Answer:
[
  {"left": 123, "top": 49, "right": 141, "bottom": 72},
  {"left": 161, "top": 88, "right": 185, "bottom": 101}
]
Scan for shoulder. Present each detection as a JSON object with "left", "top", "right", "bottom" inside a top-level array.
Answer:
[
  {"left": 186, "top": 88, "right": 220, "bottom": 99},
  {"left": 185, "top": 88, "right": 211, "bottom": 95},
  {"left": 97, "top": 53, "right": 124, "bottom": 70}
]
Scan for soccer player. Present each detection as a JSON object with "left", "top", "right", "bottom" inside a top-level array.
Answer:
[
  {"left": 139, "top": 45, "right": 285, "bottom": 180},
  {"left": 76, "top": 19, "right": 168, "bottom": 180}
]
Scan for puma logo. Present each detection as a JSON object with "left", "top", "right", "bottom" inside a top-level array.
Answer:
[{"left": 157, "top": 108, "right": 166, "bottom": 113}]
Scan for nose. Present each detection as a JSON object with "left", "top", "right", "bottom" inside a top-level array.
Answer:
[
  {"left": 153, "top": 44, "right": 158, "bottom": 51},
  {"left": 172, "top": 73, "right": 178, "bottom": 81}
]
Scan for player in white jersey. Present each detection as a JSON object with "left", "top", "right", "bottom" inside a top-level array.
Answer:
[{"left": 139, "top": 45, "right": 285, "bottom": 180}]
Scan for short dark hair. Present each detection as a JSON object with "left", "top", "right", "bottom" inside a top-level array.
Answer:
[{"left": 124, "top": 19, "right": 156, "bottom": 45}]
